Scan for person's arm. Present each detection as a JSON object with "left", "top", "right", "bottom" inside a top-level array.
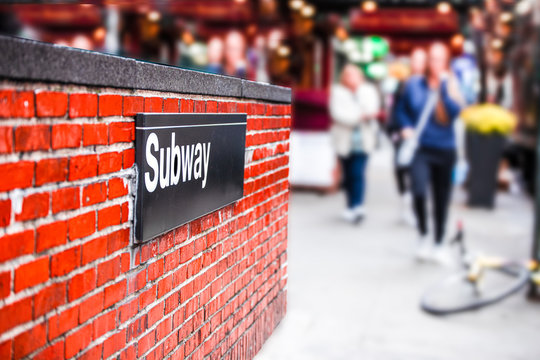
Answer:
[
  {"left": 443, "top": 76, "right": 465, "bottom": 121},
  {"left": 393, "top": 81, "right": 413, "bottom": 129},
  {"left": 329, "top": 86, "right": 362, "bottom": 127}
]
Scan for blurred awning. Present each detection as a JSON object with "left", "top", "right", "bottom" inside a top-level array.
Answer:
[{"left": 350, "top": 8, "right": 459, "bottom": 35}]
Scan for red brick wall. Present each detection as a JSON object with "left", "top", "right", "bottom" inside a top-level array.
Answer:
[{"left": 0, "top": 85, "right": 290, "bottom": 359}]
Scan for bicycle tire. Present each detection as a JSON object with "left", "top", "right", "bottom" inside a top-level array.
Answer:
[{"left": 420, "top": 263, "right": 530, "bottom": 315}]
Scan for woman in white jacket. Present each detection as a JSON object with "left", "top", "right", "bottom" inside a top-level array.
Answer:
[{"left": 330, "top": 64, "right": 380, "bottom": 223}]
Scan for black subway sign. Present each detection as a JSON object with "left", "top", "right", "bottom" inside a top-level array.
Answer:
[{"left": 135, "top": 113, "right": 247, "bottom": 242}]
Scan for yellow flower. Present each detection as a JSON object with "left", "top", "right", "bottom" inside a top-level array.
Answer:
[{"left": 460, "top": 104, "right": 517, "bottom": 135}]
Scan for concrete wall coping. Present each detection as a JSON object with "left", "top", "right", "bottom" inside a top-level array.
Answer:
[{"left": 0, "top": 35, "right": 291, "bottom": 103}]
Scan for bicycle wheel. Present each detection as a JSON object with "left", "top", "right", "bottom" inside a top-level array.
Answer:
[{"left": 421, "top": 263, "right": 530, "bottom": 315}]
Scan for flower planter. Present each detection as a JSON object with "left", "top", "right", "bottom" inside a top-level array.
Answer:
[{"left": 466, "top": 131, "right": 506, "bottom": 208}]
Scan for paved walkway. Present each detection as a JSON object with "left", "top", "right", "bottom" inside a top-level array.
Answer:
[{"left": 256, "top": 147, "right": 540, "bottom": 360}]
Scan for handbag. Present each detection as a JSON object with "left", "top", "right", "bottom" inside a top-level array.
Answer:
[{"left": 397, "top": 90, "right": 439, "bottom": 168}]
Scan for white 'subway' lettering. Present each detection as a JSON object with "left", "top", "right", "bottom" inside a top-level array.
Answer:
[{"left": 144, "top": 132, "right": 211, "bottom": 193}]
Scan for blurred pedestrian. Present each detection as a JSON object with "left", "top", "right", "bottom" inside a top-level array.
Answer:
[
  {"left": 395, "top": 42, "right": 465, "bottom": 263},
  {"left": 206, "top": 36, "right": 224, "bottom": 75},
  {"left": 224, "top": 30, "right": 247, "bottom": 79},
  {"left": 387, "top": 47, "right": 427, "bottom": 226},
  {"left": 330, "top": 64, "right": 380, "bottom": 223}
]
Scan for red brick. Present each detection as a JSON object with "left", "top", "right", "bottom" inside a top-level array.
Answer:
[
  {"left": 34, "top": 282, "right": 66, "bottom": 318},
  {"left": 0, "top": 126, "right": 13, "bottom": 153},
  {"left": 107, "top": 228, "right": 130, "bottom": 254},
  {"left": 108, "top": 177, "right": 128, "bottom": 199},
  {"left": 128, "top": 270, "right": 145, "bottom": 295},
  {"left": 79, "top": 291, "right": 104, "bottom": 323},
  {"left": 69, "top": 154, "right": 97, "bottom": 181},
  {"left": 68, "top": 211, "right": 96, "bottom": 240},
  {"left": 0, "top": 230, "right": 34, "bottom": 262},
  {"left": 157, "top": 275, "right": 172, "bottom": 298},
  {"left": 124, "top": 96, "right": 144, "bottom": 116},
  {"left": 206, "top": 100, "right": 217, "bottom": 112},
  {"left": 144, "top": 97, "right": 163, "bottom": 112},
  {"left": 36, "top": 91, "right": 67, "bottom": 117},
  {"left": 93, "top": 310, "right": 116, "bottom": 338},
  {"left": 99, "top": 94, "right": 122, "bottom": 116},
  {"left": 15, "top": 124, "right": 50, "bottom": 152},
  {"left": 69, "top": 93, "right": 97, "bottom": 118},
  {"left": 0, "top": 199, "right": 10, "bottom": 227},
  {"left": 0, "top": 161, "right": 33, "bottom": 191},
  {"left": 180, "top": 99, "right": 194, "bottom": 112},
  {"left": 0, "top": 89, "right": 12, "bottom": 118},
  {"left": 82, "top": 235, "right": 107, "bottom": 265},
  {"left": 52, "top": 186, "right": 79, "bottom": 214},
  {"left": 0, "top": 271, "right": 10, "bottom": 299},
  {"left": 51, "top": 246, "right": 80, "bottom": 277},
  {"left": 34, "top": 340, "right": 64, "bottom": 360},
  {"left": 218, "top": 101, "right": 236, "bottom": 113},
  {"left": 15, "top": 192, "right": 49, "bottom": 221},
  {"left": 68, "top": 268, "right": 96, "bottom": 301},
  {"left": 48, "top": 306, "right": 78, "bottom": 340},
  {"left": 148, "top": 259, "right": 164, "bottom": 281},
  {"left": 138, "top": 330, "right": 156, "bottom": 356},
  {"left": 83, "top": 123, "right": 108, "bottom": 146},
  {"left": 98, "top": 204, "right": 121, "bottom": 230},
  {"left": 118, "top": 298, "right": 138, "bottom": 323},
  {"left": 237, "top": 102, "right": 247, "bottom": 113},
  {"left": 36, "top": 157, "right": 68, "bottom": 186},
  {"left": 79, "top": 343, "right": 103, "bottom": 360},
  {"left": 0, "top": 341, "right": 11, "bottom": 360},
  {"left": 123, "top": 148, "right": 135, "bottom": 168},
  {"left": 52, "top": 123, "right": 82, "bottom": 149},
  {"left": 139, "top": 285, "right": 157, "bottom": 309},
  {"left": 14, "top": 322, "right": 46, "bottom": 359},
  {"left": 83, "top": 181, "right": 107, "bottom": 206},
  {"left": 99, "top": 151, "right": 122, "bottom": 175},
  {"left": 36, "top": 220, "right": 67, "bottom": 252},
  {"left": 194, "top": 100, "right": 205, "bottom": 112},
  {"left": 97, "top": 256, "right": 121, "bottom": 286},
  {"left": 109, "top": 122, "right": 135, "bottom": 143},
  {"left": 104, "top": 280, "right": 126, "bottom": 308},
  {"left": 103, "top": 329, "right": 126, "bottom": 358},
  {"left": 121, "top": 202, "right": 129, "bottom": 223},
  {"left": 65, "top": 323, "right": 92, "bottom": 358},
  {"left": 11, "top": 91, "right": 34, "bottom": 118},
  {"left": 15, "top": 257, "right": 49, "bottom": 292},
  {"left": 164, "top": 98, "right": 179, "bottom": 112},
  {"left": 0, "top": 297, "right": 32, "bottom": 334}
]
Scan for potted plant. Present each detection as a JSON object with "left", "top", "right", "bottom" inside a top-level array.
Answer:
[{"left": 460, "top": 103, "right": 517, "bottom": 208}]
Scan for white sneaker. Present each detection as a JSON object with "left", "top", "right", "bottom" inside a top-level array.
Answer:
[
  {"left": 433, "top": 244, "right": 455, "bottom": 267},
  {"left": 342, "top": 208, "right": 357, "bottom": 223},
  {"left": 354, "top": 205, "right": 366, "bottom": 219},
  {"left": 400, "top": 193, "right": 416, "bottom": 226},
  {"left": 415, "top": 235, "right": 432, "bottom": 262}
]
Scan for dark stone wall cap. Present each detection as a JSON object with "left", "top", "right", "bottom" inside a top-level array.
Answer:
[
  {"left": 241, "top": 79, "right": 291, "bottom": 103},
  {"left": 0, "top": 35, "right": 291, "bottom": 103}
]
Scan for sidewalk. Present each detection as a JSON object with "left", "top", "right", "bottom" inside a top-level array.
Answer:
[{"left": 256, "top": 147, "right": 540, "bottom": 360}]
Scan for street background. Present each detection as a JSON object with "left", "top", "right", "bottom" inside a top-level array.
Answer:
[{"left": 257, "top": 143, "right": 540, "bottom": 360}]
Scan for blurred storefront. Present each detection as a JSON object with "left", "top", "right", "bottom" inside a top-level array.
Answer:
[{"left": 1, "top": 0, "right": 538, "bottom": 193}]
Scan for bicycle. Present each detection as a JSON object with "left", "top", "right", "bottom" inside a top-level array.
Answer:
[{"left": 420, "top": 222, "right": 539, "bottom": 315}]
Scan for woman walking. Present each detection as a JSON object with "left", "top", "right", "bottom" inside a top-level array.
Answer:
[
  {"left": 395, "top": 42, "right": 465, "bottom": 263},
  {"left": 330, "top": 64, "right": 380, "bottom": 223},
  {"left": 387, "top": 48, "right": 427, "bottom": 225}
]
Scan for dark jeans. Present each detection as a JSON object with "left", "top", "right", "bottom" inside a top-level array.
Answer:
[
  {"left": 410, "top": 147, "right": 456, "bottom": 243},
  {"left": 340, "top": 152, "right": 369, "bottom": 209}
]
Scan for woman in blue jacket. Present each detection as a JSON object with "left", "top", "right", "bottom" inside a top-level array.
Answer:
[{"left": 395, "top": 42, "right": 465, "bottom": 264}]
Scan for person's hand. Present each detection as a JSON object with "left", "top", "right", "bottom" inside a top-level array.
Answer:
[{"left": 401, "top": 127, "right": 414, "bottom": 139}]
